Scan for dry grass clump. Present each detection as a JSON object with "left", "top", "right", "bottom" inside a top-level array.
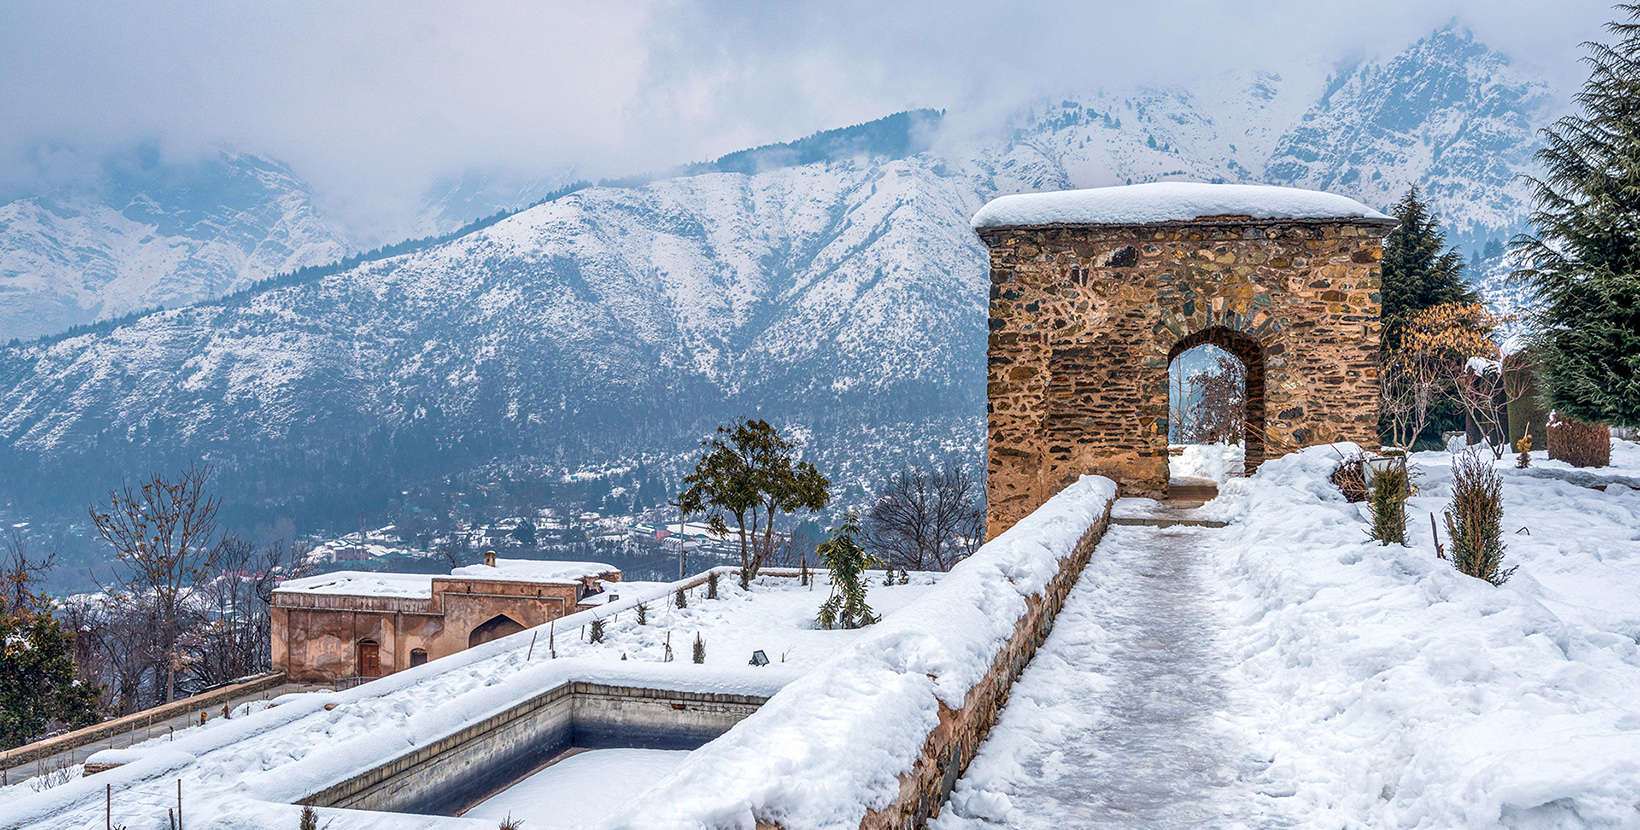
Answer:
[
  {"left": 1330, "top": 453, "right": 1370, "bottom": 503},
  {"left": 1547, "top": 412, "right": 1610, "bottom": 467}
]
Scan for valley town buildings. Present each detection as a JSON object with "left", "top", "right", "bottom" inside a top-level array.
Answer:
[{"left": 272, "top": 555, "right": 620, "bottom": 681}]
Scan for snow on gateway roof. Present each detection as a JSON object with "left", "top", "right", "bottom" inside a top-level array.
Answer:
[{"left": 970, "top": 182, "right": 1390, "bottom": 229}]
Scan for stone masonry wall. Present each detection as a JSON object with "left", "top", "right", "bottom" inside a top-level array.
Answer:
[{"left": 983, "top": 218, "right": 1391, "bottom": 536}]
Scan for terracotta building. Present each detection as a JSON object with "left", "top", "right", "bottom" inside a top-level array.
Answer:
[
  {"left": 272, "top": 554, "right": 620, "bottom": 682},
  {"left": 974, "top": 183, "right": 1393, "bottom": 535}
]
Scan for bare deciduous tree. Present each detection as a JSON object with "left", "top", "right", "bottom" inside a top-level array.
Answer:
[
  {"left": 862, "top": 461, "right": 985, "bottom": 572},
  {"left": 192, "top": 538, "right": 310, "bottom": 687},
  {"left": 90, "top": 464, "right": 227, "bottom": 703}
]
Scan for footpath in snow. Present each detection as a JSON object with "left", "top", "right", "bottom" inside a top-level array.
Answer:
[
  {"left": 934, "top": 523, "right": 1297, "bottom": 829},
  {"left": 941, "top": 443, "right": 1640, "bottom": 829}
]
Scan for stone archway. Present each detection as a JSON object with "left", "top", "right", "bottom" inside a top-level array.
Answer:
[
  {"left": 1166, "top": 326, "right": 1266, "bottom": 476},
  {"left": 978, "top": 185, "right": 1393, "bottom": 536},
  {"left": 468, "top": 614, "right": 526, "bottom": 648}
]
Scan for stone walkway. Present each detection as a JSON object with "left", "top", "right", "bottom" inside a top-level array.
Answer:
[{"left": 935, "top": 521, "right": 1293, "bottom": 829}]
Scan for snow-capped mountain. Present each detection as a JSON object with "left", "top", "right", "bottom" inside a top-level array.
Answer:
[
  {"left": 0, "top": 28, "right": 1562, "bottom": 522},
  {"left": 1265, "top": 28, "right": 1553, "bottom": 250},
  {"left": 0, "top": 149, "right": 351, "bottom": 341}
]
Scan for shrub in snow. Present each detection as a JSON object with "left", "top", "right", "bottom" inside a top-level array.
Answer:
[
  {"left": 589, "top": 618, "right": 605, "bottom": 644},
  {"left": 1368, "top": 458, "right": 1410, "bottom": 546},
  {"left": 1515, "top": 431, "right": 1533, "bottom": 469},
  {"left": 1444, "top": 451, "right": 1514, "bottom": 585},
  {"left": 635, "top": 602, "right": 647, "bottom": 625},
  {"left": 817, "top": 511, "right": 881, "bottom": 630},
  {"left": 1329, "top": 453, "right": 1370, "bottom": 503},
  {"left": 707, "top": 570, "right": 719, "bottom": 599},
  {"left": 675, "top": 586, "right": 687, "bottom": 609},
  {"left": 299, "top": 805, "right": 319, "bottom": 830},
  {"left": 1547, "top": 412, "right": 1610, "bottom": 468},
  {"left": 692, "top": 632, "right": 705, "bottom": 664},
  {"left": 497, "top": 814, "right": 521, "bottom": 830}
]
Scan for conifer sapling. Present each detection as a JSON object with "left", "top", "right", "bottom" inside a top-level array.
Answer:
[{"left": 692, "top": 632, "right": 705, "bottom": 664}]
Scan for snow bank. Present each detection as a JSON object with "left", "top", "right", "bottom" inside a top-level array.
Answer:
[
  {"left": 1198, "top": 444, "right": 1640, "bottom": 826},
  {"left": 1170, "top": 441, "right": 1244, "bottom": 484},
  {"left": 601, "top": 475, "right": 1117, "bottom": 830},
  {"left": 971, "top": 182, "right": 1388, "bottom": 229}
]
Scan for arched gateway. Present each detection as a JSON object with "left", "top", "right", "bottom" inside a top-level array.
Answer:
[{"left": 975, "top": 183, "right": 1395, "bottom": 537}]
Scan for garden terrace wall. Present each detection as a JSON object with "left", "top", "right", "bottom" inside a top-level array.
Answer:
[{"left": 603, "top": 475, "right": 1119, "bottom": 830}]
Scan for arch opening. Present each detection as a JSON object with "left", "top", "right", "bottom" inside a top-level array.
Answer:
[
  {"left": 1166, "top": 327, "right": 1266, "bottom": 482},
  {"left": 409, "top": 648, "right": 428, "bottom": 667},
  {"left": 468, "top": 614, "right": 526, "bottom": 648}
]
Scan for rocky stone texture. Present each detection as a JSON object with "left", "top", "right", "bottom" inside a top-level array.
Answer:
[{"left": 981, "top": 218, "right": 1390, "bottom": 535}]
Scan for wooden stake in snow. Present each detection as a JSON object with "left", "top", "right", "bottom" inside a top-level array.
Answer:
[{"left": 527, "top": 631, "right": 537, "bottom": 661}]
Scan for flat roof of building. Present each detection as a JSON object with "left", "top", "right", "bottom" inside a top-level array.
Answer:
[
  {"left": 275, "top": 559, "right": 617, "bottom": 598},
  {"left": 451, "top": 558, "right": 616, "bottom": 585},
  {"left": 274, "top": 571, "right": 435, "bottom": 599},
  {"left": 971, "top": 182, "right": 1390, "bottom": 230}
]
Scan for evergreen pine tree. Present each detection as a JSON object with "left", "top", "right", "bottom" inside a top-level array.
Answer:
[
  {"left": 1381, "top": 185, "right": 1480, "bottom": 355},
  {"left": 1513, "top": 5, "right": 1640, "bottom": 427}
]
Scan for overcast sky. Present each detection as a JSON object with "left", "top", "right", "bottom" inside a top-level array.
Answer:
[{"left": 0, "top": 1, "right": 1618, "bottom": 238}]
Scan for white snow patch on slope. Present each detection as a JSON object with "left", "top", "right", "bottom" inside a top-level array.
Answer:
[{"left": 971, "top": 182, "right": 1389, "bottom": 229}]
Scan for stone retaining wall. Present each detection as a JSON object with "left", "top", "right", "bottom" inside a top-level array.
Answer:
[
  {"left": 302, "top": 681, "right": 767, "bottom": 816},
  {"left": 857, "top": 498, "right": 1113, "bottom": 829}
]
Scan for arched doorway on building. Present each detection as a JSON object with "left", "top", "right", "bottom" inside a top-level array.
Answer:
[
  {"left": 1166, "top": 327, "right": 1266, "bottom": 495},
  {"left": 357, "top": 639, "right": 381, "bottom": 678},
  {"left": 468, "top": 614, "right": 527, "bottom": 648},
  {"left": 409, "top": 648, "right": 428, "bottom": 667}
]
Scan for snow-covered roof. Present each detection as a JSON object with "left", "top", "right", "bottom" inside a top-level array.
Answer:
[
  {"left": 971, "top": 182, "right": 1390, "bottom": 229},
  {"left": 275, "top": 559, "right": 617, "bottom": 598},
  {"left": 450, "top": 558, "right": 616, "bottom": 585},
  {"left": 274, "top": 571, "right": 434, "bottom": 599}
]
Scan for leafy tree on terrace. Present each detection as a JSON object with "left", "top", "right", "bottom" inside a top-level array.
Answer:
[
  {"left": 1513, "top": 4, "right": 1640, "bottom": 427},
  {"left": 1381, "top": 185, "right": 1480, "bottom": 355},
  {"left": 678, "top": 419, "right": 831, "bottom": 589}
]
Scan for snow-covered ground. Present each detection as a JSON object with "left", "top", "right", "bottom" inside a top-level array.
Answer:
[
  {"left": 940, "top": 440, "right": 1640, "bottom": 828},
  {"left": 1171, "top": 441, "right": 1245, "bottom": 484},
  {"left": 463, "top": 748, "right": 690, "bottom": 828},
  {"left": 0, "top": 570, "right": 942, "bottom": 830}
]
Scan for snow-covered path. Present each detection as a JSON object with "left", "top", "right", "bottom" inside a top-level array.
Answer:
[{"left": 936, "top": 523, "right": 1293, "bottom": 829}]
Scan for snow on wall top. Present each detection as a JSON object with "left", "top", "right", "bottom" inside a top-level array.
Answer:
[
  {"left": 451, "top": 558, "right": 617, "bottom": 584},
  {"left": 970, "top": 182, "right": 1390, "bottom": 229}
]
